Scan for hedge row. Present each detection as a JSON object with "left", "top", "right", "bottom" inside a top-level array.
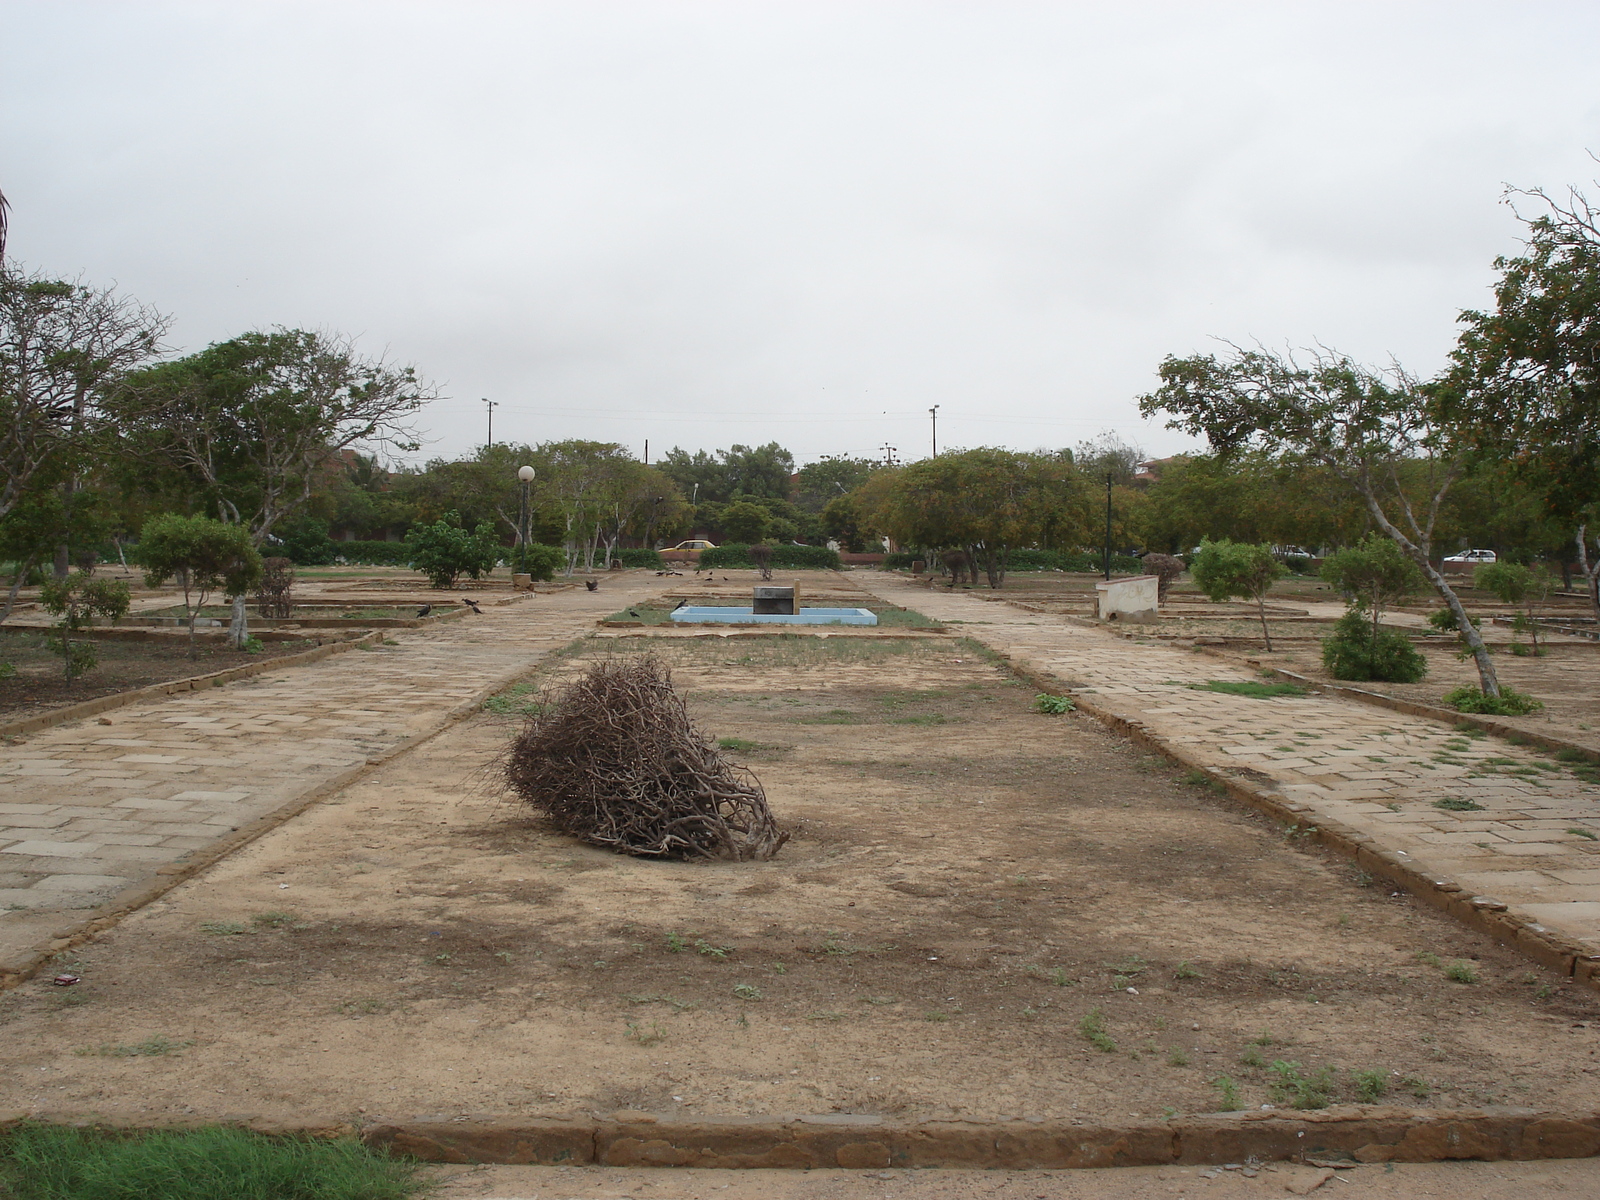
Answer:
[
  {"left": 882, "top": 548, "right": 1149, "bottom": 573},
  {"left": 613, "top": 548, "right": 665, "bottom": 569},
  {"left": 329, "top": 540, "right": 411, "bottom": 566},
  {"left": 699, "top": 544, "right": 842, "bottom": 570}
]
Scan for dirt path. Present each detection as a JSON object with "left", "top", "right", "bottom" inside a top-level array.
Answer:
[
  {"left": 0, "top": 575, "right": 667, "bottom": 968},
  {"left": 860, "top": 577, "right": 1600, "bottom": 966},
  {"left": 3, "top": 632, "right": 1595, "bottom": 1128}
]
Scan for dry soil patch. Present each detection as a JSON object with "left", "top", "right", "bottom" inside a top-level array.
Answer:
[{"left": 2, "top": 634, "right": 1597, "bottom": 1127}]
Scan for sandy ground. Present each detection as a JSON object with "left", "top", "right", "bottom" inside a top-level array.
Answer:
[
  {"left": 424, "top": 1157, "right": 1600, "bottom": 1199},
  {"left": 2, "top": 632, "right": 1597, "bottom": 1125}
]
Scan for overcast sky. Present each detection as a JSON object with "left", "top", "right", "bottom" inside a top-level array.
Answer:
[{"left": 5, "top": 2, "right": 1599, "bottom": 469}]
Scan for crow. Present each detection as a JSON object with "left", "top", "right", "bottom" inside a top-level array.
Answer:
[
  {"left": 673, "top": 598, "right": 689, "bottom": 610},
  {"left": 415, "top": 604, "right": 432, "bottom": 618},
  {"left": 585, "top": 579, "right": 599, "bottom": 592},
  {"left": 461, "top": 597, "right": 482, "bottom": 614}
]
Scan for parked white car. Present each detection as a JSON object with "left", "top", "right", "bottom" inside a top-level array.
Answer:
[{"left": 1443, "top": 549, "right": 1497, "bottom": 564}]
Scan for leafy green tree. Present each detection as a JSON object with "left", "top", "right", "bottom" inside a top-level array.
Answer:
[
  {"left": 1319, "top": 534, "right": 1426, "bottom": 648},
  {"left": 819, "top": 492, "right": 875, "bottom": 552},
  {"left": 1448, "top": 182, "right": 1600, "bottom": 618},
  {"left": 861, "top": 448, "right": 1087, "bottom": 587},
  {"left": 658, "top": 442, "right": 795, "bottom": 504},
  {"left": 38, "top": 571, "right": 130, "bottom": 678},
  {"left": 720, "top": 501, "right": 771, "bottom": 543},
  {"left": 1190, "top": 540, "right": 1284, "bottom": 650},
  {"left": 1474, "top": 561, "right": 1555, "bottom": 653},
  {"left": 794, "top": 456, "right": 879, "bottom": 513},
  {"left": 404, "top": 510, "right": 501, "bottom": 588},
  {"left": 137, "top": 514, "right": 263, "bottom": 655},
  {"left": 114, "top": 328, "right": 432, "bottom": 646},
  {"left": 1141, "top": 346, "right": 1503, "bottom": 698}
]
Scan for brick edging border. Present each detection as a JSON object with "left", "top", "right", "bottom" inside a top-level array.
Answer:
[
  {"left": 4, "top": 1107, "right": 1596, "bottom": 1168},
  {"left": 995, "top": 653, "right": 1600, "bottom": 995},
  {"left": 0, "top": 647, "right": 560, "bottom": 990}
]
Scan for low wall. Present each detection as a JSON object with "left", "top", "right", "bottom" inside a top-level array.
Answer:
[{"left": 1095, "top": 574, "right": 1159, "bottom": 620}]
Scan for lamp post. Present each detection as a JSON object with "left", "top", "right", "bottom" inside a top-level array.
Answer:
[
  {"left": 518, "top": 465, "right": 536, "bottom": 553},
  {"left": 1103, "top": 473, "right": 1113, "bottom": 582}
]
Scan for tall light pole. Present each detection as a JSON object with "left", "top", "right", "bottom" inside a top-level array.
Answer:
[
  {"left": 1103, "top": 473, "right": 1114, "bottom": 582},
  {"left": 518, "top": 464, "right": 536, "bottom": 552},
  {"left": 929, "top": 405, "right": 939, "bottom": 456},
  {"left": 483, "top": 398, "right": 498, "bottom": 449}
]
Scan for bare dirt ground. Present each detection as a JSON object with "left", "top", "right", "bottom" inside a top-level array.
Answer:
[
  {"left": 0, "top": 628, "right": 329, "bottom": 725},
  {"left": 426, "top": 1156, "right": 1600, "bottom": 1199},
  {"left": 2, "top": 631, "right": 1597, "bottom": 1127}
]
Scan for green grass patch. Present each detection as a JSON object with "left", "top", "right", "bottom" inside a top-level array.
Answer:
[
  {"left": 1078, "top": 1007, "right": 1116, "bottom": 1052},
  {"left": 1441, "top": 685, "right": 1543, "bottom": 716},
  {"left": 1568, "top": 827, "right": 1599, "bottom": 841},
  {"left": 1432, "top": 797, "right": 1485, "bottom": 812},
  {"left": 0, "top": 1123, "right": 425, "bottom": 1200},
  {"left": 1032, "top": 693, "right": 1076, "bottom": 714},
  {"left": 1188, "top": 680, "right": 1308, "bottom": 700}
]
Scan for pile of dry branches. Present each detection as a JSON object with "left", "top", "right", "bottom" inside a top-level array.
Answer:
[{"left": 501, "top": 656, "right": 788, "bottom": 861}]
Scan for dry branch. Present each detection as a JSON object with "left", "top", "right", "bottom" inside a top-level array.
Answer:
[{"left": 500, "top": 656, "right": 788, "bottom": 861}]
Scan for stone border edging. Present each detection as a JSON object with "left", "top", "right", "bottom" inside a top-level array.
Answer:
[
  {"left": 0, "top": 650, "right": 556, "bottom": 990},
  {"left": 4, "top": 1107, "right": 1595, "bottom": 1169},
  {"left": 994, "top": 653, "right": 1600, "bottom": 995}
]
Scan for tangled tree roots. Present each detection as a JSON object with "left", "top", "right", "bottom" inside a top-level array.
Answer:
[{"left": 501, "top": 655, "right": 788, "bottom": 861}]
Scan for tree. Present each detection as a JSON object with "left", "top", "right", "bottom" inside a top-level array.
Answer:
[
  {"left": 819, "top": 492, "right": 875, "bottom": 552},
  {"left": 658, "top": 442, "right": 795, "bottom": 505},
  {"left": 1190, "top": 540, "right": 1284, "bottom": 651},
  {"left": 0, "top": 267, "right": 166, "bottom": 528},
  {"left": 38, "top": 571, "right": 130, "bottom": 678},
  {"left": 1474, "top": 561, "right": 1555, "bottom": 654},
  {"left": 860, "top": 449, "right": 1087, "bottom": 587},
  {"left": 1140, "top": 346, "right": 1504, "bottom": 697},
  {"left": 137, "top": 514, "right": 263, "bottom": 656},
  {"left": 404, "top": 511, "right": 501, "bottom": 589},
  {"left": 794, "top": 456, "right": 879, "bottom": 512},
  {"left": 114, "top": 328, "right": 432, "bottom": 646},
  {"left": 1319, "top": 534, "right": 1426, "bottom": 650},
  {"left": 720, "top": 501, "right": 771, "bottom": 544},
  {"left": 1448, "top": 181, "right": 1600, "bottom": 619}
]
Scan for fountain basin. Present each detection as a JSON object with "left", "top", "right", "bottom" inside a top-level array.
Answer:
[{"left": 669, "top": 606, "right": 878, "bottom": 626}]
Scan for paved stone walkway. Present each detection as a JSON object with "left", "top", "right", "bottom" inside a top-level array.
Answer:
[
  {"left": 864, "top": 576, "right": 1600, "bottom": 958},
  {"left": 0, "top": 576, "right": 663, "bottom": 963}
]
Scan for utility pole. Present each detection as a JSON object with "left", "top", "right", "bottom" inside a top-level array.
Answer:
[
  {"left": 1103, "top": 473, "right": 1113, "bottom": 582},
  {"left": 483, "top": 398, "right": 498, "bottom": 449},
  {"left": 881, "top": 443, "right": 899, "bottom": 468},
  {"left": 929, "top": 405, "right": 939, "bottom": 457}
]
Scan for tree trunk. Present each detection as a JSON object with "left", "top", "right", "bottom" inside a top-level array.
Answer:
[
  {"left": 1579, "top": 526, "right": 1600, "bottom": 624},
  {"left": 0, "top": 554, "right": 37, "bottom": 624},
  {"left": 53, "top": 542, "right": 70, "bottom": 579},
  {"left": 1256, "top": 592, "right": 1274, "bottom": 652},
  {"left": 227, "top": 593, "right": 248, "bottom": 650},
  {"left": 1361, "top": 495, "right": 1500, "bottom": 697}
]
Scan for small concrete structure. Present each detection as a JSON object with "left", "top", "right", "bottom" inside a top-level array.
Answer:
[
  {"left": 752, "top": 584, "right": 798, "bottom": 615},
  {"left": 670, "top": 606, "right": 878, "bottom": 626},
  {"left": 1095, "top": 574, "right": 1160, "bottom": 622}
]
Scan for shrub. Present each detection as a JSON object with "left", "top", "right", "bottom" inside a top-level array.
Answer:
[
  {"left": 510, "top": 543, "right": 564, "bottom": 580},
  {"left": 331, "top": 540, "right": 411, "bottom": 566},
  {"left": 1427, "top": 607, "right": 1480, "bottom": 634},
  {"left": 1142, "top": 553, "right": 1186, "bottom": 601},
  {"left": 272, "top": 515, "right": 336, "bottom": 566},
  {"left": 1191, "top": 540, "right": 1285, "bottom": 650},
  {"left": 700, "top": 544, "right": 841, "bottom": 570},
  {"left": 1441, "top": 685, "right": 1544, "bottom": 716},
  {"left": 1321, "top": 609, "right": 1429, "bottom": 683},
  {"left": 38, "top": 572, "right": 131, "bottom": 678},
  {"left": 404, "top": 510, "right": 501, "bottom": 588},
  {"left": 137, "top": 514, "right": 263, "bottom": 656},
  {"left": 882, "top": 551, "right": 920, "bottom": 570},
  {"left": 612, "top": 547, "right": 664, "bottom": 569},
  {"left": 255, "top": 557, "right": 295, "bottom": 618}
]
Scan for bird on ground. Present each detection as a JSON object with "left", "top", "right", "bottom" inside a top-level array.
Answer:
[
  {"left": 415, "top": 604, "right": 431, "bottom": 618},
  {"left": 585, "top": 579, "right": 599, "bottom": 592},
  {"left": 673, "top": 599, "right": 689, "bottom": 610},
  {"left": 461, "top": 597, "right": 482, "bottom": 614}
]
